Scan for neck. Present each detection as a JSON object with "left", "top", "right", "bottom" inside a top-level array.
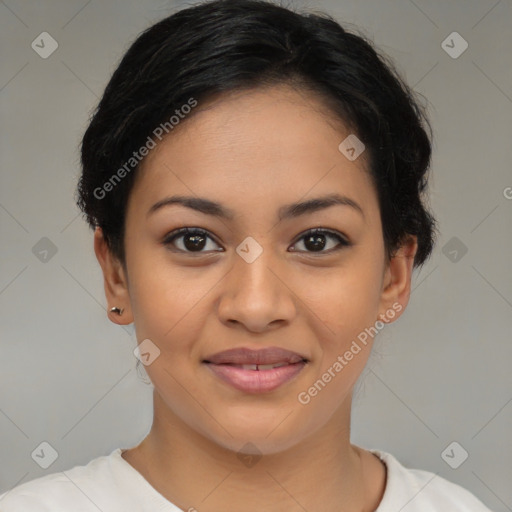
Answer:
[{"left": 122, "top": 390, "right": 386, "bottom": 512}]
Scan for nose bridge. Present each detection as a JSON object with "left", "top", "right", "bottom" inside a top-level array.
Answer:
[
  {"left": 235, "top": 242, "right": 277, "bottom": 294},
  {"left": 217, "top": 236, "right": 296, "bottom": 330}
]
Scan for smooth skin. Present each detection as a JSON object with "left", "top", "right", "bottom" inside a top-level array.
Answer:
[{"left": 94, "top": 84, "right": 417, "bottom": 512}]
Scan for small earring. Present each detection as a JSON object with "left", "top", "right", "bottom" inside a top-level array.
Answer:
[{"left": 110, "top": 306, "right": 124, "bottom": 315}]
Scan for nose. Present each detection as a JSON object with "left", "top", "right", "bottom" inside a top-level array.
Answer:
[{"left": 216, "top": 244, "right": 297, "bottom": 333}]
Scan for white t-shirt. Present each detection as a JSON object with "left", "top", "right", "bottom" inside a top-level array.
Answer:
[{"left": 0, "top": 448, "right": 493, "bottom": 511}]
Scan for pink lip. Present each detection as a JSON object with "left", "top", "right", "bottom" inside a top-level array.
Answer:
[{"left": 204, "top": 361, "right": 307, "bottom": 393}]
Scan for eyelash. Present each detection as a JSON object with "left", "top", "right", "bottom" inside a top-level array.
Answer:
[{"left": 162, "top": 227, "right": 351, "bottom": 255}]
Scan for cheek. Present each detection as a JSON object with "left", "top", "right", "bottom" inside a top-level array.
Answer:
[
  {"left": 300, "top": 258, "right": 384, "bottom": 338},
  {"left": 130, "top": 275, "right": 210, "bottom": 350},
  {"left": 125, "top": 245, "right": 211, "bottom": 345},
  {"left": 299, "top": 256, "right": 384, "bottom": 394},
  {"left": 295, "top": 275, "right": 382, "bottom": 418}
]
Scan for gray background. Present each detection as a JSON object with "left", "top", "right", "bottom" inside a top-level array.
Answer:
[{"left": 0, "top": 0, "right": 511, "bottom": 510}]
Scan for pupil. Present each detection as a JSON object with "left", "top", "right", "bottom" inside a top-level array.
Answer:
[
  {"left": 305, "top": 234, "right": 326, "bottom": 251},
  {"left": 184, "top": 233, "right": 206, "bottom": 251}
]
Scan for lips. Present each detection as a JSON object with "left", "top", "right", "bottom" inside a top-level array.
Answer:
[
  {"left": 202, "top": 346, "right": 308, "bottom": 366},
  {"left": 203, "top": 347, "right": 309, "bottom": 393}
]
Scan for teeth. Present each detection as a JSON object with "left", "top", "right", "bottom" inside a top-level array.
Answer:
[
  {"left": 258, "top": 363, "right": 288, "bottom": 370},
  {"left": 241, "top": 364, "right": 258, "bottom": 370},
  {"left": 239, "top": 362, "right": 290, "bottom": 371}
]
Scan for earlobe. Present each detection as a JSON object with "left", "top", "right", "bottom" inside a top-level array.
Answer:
[
  {"left": 93, "top": 227, "right": 133, "bottom": 325},
  {"left": 378, "top": 235, "right": 418, "bottom": 323}
]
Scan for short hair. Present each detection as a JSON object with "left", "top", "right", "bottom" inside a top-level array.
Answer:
[{"left": 77, "top": 0, "right": 438, "bottom": 268}]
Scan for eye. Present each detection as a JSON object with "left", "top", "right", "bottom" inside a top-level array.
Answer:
[
  {"left": 163, "top": 227, "right": 223, "bottom": 253},
  {"left": 289, "top": 228, "right": 350, "bottom": 254}
]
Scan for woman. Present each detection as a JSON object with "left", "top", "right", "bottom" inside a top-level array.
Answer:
[{"left": 0, "top": 0, "right": 494, "bottom": 510}]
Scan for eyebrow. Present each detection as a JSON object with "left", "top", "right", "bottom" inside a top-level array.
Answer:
[{"left": 147, "top": 193, "right": 364, "bottom": 220}]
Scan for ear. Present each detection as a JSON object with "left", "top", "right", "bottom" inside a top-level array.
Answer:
[
  {"left": 377, "top": 235, "right": 418, "bottom": 324},
  {"left": 93, "top": 227, "right": 133, "bottom": 325}
]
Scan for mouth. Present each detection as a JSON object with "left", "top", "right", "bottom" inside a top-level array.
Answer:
[{"left": 202, "top": 347, "right": 309, "bottom": 393}]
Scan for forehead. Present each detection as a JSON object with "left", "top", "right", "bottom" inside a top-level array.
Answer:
[
  {"left": 159, "top": 84, "right": 356, "bottom": 161},
  {"left": 130, "top": 84, "right": 378, "bottom": 221}
]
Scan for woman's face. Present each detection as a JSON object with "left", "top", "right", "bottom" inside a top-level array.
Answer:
[{"left": 100, "top": 84, "right": 415, "bottom": 455}]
